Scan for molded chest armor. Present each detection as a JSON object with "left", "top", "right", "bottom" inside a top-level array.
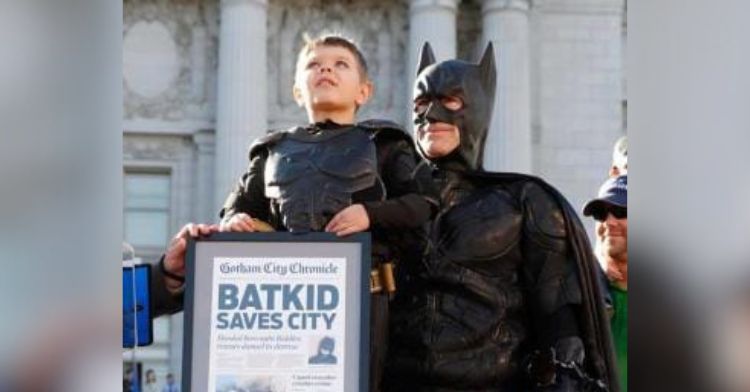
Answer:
[
  {"left": 264, "top": 127, "right": 379, "bottom": 232},
  {"left": 388, "top": 185, "right": 538, "bottom": 389},
  {"left": 388, "top": 179, "right": 574, "bottom": 390},
  {"left": 431, "top": 187, "right": 524, "bottom": 274}
]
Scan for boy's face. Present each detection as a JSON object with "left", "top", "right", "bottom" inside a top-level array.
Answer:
[{"left": 293, "top": 45, "right": 372, "bottom": 117}]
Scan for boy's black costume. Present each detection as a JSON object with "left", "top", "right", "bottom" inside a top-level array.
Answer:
[
  {"left": 383, "top": 43, "right": 619, "bottom": 392},
  {"left": 221, "top": 120, "right": 432, "bottom": 235},
  {"left": 220, "top": 120, "right": 435, "bottom": 392}
]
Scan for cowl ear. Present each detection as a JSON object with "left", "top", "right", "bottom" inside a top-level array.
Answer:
[
  {"left": 478, "top": 42, "right": 496, "bottom": 91},
  {"left": 416, "top": 42, "right": 436, "bottom": 76}
]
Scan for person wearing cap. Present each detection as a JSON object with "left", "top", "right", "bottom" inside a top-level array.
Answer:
[{"left": 583, "top": 175, "right": 628, "bottom": 391}]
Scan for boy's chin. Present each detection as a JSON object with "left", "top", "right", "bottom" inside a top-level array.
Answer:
[{"left": 310, "top": 100, "right": 352, "bottom": 112}]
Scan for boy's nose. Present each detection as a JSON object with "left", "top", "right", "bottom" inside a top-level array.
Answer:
[{"left": 319, "top": 65, "right": 332, "bottom": 73}]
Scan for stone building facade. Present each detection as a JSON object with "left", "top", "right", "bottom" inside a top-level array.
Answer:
[{"left": 123, "top": 0, "right": 625, "bottom": 385}]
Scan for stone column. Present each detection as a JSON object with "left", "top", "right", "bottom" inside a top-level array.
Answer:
[
  {"left": 193, "top": 129, "right": 215, "bottom": 223},
  {"left": 480, "top": 0, "right": 532, "bottom": 172},
  {"left": 214, "top": 0, "right": 268, "bottom": 210},
  {"left": 407, "top": 0, "right": 459, "bottom": 120}
]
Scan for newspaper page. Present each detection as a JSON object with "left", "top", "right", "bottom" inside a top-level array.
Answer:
[{"left": 207, "top": 257, "right": 347, "bottom": 392}]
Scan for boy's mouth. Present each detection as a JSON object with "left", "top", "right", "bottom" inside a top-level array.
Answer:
[{"left": 315, "top": 77, "right": 337, "bottom": 87}]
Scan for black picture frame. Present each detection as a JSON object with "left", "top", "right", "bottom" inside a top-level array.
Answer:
[{"left": 182, "top": 232, "right": 371, "bottom": 392}]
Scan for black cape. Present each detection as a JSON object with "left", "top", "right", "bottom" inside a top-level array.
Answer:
[{"left": 465, "top": 170, "right": 620, "bottom": 392}]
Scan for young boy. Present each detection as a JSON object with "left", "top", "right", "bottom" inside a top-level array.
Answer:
[{"left": 218, "top": 35, "right": 435, "bottom": 392}]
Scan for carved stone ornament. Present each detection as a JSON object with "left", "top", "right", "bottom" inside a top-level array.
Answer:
[
  {"left": 124, "top": 134, "right": 194, "bottom": 161},
  {"left": 123, "top": 0, "right": 219, "bottom": 124}
]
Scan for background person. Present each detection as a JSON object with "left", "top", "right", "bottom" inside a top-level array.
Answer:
[{"left": 583, "top": 175, "right": 628, "bottom": 391}]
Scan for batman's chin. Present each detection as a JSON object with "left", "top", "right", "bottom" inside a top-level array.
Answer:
[{"left": 418, "top": 136, "right": 459, "bottom": 159}]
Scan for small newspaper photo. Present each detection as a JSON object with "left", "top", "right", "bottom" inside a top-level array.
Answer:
[{"left": 207, "top": 257, "right": 347, "bottom": 392}]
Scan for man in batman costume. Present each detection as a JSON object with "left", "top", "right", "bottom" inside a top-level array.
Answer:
[{"left": 383, "top": 43, "right": 619, "bottom": 391}]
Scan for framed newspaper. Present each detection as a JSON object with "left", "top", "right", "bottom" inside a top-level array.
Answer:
[{"left": 182, "top": 232, "right": 371, "bottom": 392}]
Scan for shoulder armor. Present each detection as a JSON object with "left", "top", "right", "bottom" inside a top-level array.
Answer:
[
  {"left": 248, "top": 127, "right": 298, "bottom": 160},
  {"left": 358, "top": 118, "right": 406, "bottom": 133},
  {"left": 520, "top": 181, "right": 567, "bottom": 239},
  {"left": 461, "top": 172, "right": 572, "bottom": 240},
  {"left": 358, "top": 119, "right": 411, "bottom": 141}
]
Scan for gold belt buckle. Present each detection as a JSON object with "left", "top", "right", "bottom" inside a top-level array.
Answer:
[{"left": 370, "top": 262, "right": 396, "bottom": 294}]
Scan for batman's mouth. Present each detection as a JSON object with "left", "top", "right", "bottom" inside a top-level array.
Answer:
[{"left": 423, "top": 123, "right": 456, "bottom": 133}]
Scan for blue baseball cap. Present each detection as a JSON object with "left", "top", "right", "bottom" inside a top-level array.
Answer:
[{"left": 583, "top": 175, "right": 627, "bottom": 216}]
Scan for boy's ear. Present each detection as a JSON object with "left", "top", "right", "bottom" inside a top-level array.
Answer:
[
  {"left": 292, "top": 84, "right": 305, "bottom": 107},
  {"left": 356, "top": 80, "right": 374, "bottom": 106}
]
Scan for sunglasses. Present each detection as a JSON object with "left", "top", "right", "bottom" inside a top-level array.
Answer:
[{"left": 592, "top": 206, "right": 627, "bottom": 222}]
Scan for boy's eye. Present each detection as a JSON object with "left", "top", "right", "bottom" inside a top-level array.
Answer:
[
  {"left": 335, "top": 60, "right": 349, "bottom": 68},
  {"left": 441, "top": 96, "right": 463, "bottom": 111},
  {"left": 306, "top": 61, "right": 320, "bottom": 69}
]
